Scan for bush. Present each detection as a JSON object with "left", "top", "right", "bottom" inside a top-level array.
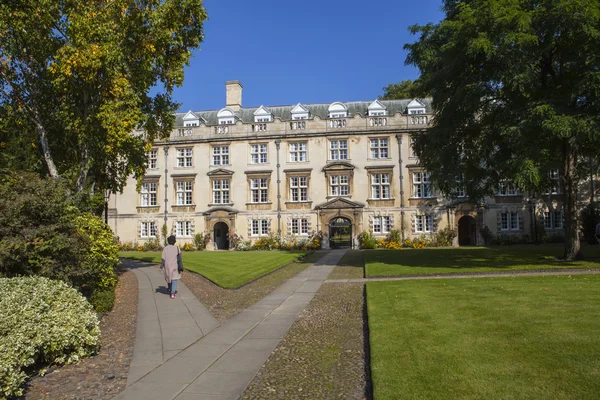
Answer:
[
  {"left": 89, "top": 288, "right": 116, "bottom": 313},
  {"left": 433, "top": 227, "right": 457, "bottom": 247},
  {"left": 0, "top": 276, "right": 100, "bottom": 398},
  {"left": 142, "top": 237, "right": 163, "bottom": 251},
  {"left": 580, "top": 202, "right": 600, "bottom": 244},
  {"left": 193, "top": 232, "right": 212, "bottom": 250},
  {"left": 358, "top": 231, "right": 377, "bottom": 249},
  {"left": 252, "top": 233, "right": 280, "bottom": 250},
  {"left": 182, "top": 243, "right": 194, "bottom": 251}
]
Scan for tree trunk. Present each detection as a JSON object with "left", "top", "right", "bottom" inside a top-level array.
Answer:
[
  {"left": 562, "top": 142, "right": 582, "bottom": 260},
  {"left": 75, "top": 144, "right": 89, "bottom": 193},
  {"left": 32, "top": 109, "right": 59, "bottom": 179}
]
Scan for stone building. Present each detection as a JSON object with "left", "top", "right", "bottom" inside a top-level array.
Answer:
[{"left": 108, "top": 81, "right": 566, "bottom": 248}]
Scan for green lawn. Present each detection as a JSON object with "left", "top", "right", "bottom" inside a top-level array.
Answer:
[
  {"left": 119, "top": 251, "right": 305, "bottom": 288},
  {"left": 366, "top": 244, "right": 600, "bottom": 277},
  {"left": 367, "top": 276, "right": 600, "bottom": 399}
]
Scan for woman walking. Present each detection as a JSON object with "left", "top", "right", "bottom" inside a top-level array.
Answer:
[{"left": 160, "top": 235, "right": 182, "bottom": 299}]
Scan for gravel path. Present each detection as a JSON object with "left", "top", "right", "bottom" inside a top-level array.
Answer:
[
  {"left": 182, "top": 252, "right": 326, "bottom": 322},
  {"left": 23, "top": 270, "right": 138, "bottom": 400},
  {"left": 241, "top": 281, "right": 371, "bottom": 400}
]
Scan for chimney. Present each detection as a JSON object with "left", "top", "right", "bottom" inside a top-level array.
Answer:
[{"left": 225, "top": 80, "right": 242, "bottom": 111}]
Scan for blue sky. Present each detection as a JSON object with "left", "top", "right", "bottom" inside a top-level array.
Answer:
[{"left": 172, "top": 0, "right": 444, "bottom": 112}]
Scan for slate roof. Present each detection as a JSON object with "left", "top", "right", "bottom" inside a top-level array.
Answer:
[{"left": 174, "top": 99, "right": 432, "bottom": 127}]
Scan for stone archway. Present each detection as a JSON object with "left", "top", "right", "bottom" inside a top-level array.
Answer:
[
  {"left": 213, "top": 221, "right": 230, "bottom": 250},
  {"left": 458, "top": 215, "right": 477, "bottom": 246},
  {"left": 329, "top": 216, "right": 353, "bottom": 248}
]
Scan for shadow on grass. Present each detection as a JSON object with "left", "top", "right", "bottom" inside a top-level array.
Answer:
[{"left": 362, "top": 284, "right": 373, "bottom": 400}]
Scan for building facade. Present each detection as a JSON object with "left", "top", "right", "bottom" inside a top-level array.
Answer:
[{"left": 108, "top": 81, "right": 566, "bottom": 249}]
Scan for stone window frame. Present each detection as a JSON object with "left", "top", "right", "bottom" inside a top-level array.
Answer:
[
  {"left": 250, "top": 219, "right": 270, "bottom": 237},
  {"left": 175, "top": 220, "right": 193, "bottom": 238},
  {"left": 323, "top": 162, "right": 355, "bottom": 200},
  {"left": 140, "top": 221, "right": 157, "bottom": 238},
  {"left": 284, "top": 169, "right": 312, "bottom": 204},
  {"left": 414, "top": 214, "right": 434, "bottom": 233},
  {"left": 172, "top": 177, "right": 195, "bottom": 206},
  {"left": 146, "top": 149, "right": 158, "bottom": 170},
  {"left": 211, "top": 144, "right": 230, "bottom": 166},
  {"left": 373, "top": 215, "right": 392, "bottom": 234},
  {"left": 329, "top": 138, "right": 349, "bottom": 161},
  {"left": 368, "top": 136, "right": 390, "bottom": 160},
  {"left": 176, "top": 147, "right": 193, "bottom": 168},
  {"left": 543, "top": 209, "right": 563, "bottom": 230},
  {"left": 245, "top": 171, "right": 272, "bottom": 204},
  {"left": 288, "top": 141, "right": 308, "bottom": 163},
  {"left": 212, "top": 179, "right": 230, "bottom": 205},
  {"left": 250, "top": 143, "right": 268, "bottom": 164},
  {"left": 411, "top": 171, "right": 433, "bottom": 199},
  {"left": 370, "top": 172, "right": 391, "bottom": 200},
  {"left": 140, "top": 180, "right": 158, "bottom": 207}
]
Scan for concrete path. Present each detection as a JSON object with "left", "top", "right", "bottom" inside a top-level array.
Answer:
[
  {"left": 115, "top": 250, "right": 346, "bottom": 400},
  {"left": 119, "top": 260, "right": 220, "bottom": 386}
]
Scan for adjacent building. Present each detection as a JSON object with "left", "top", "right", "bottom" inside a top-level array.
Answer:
[{"left": 108, "top": 81, "right": 566, "bottom": 249}]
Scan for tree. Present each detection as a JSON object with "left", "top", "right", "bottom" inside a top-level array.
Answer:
[
  {"left": 380, "top": 79, "right": 418, "bottom": 100},
  {"left": 405, "top": 0, "right": 600, "bottom": 260},
  {"left": 0, "top": 0, "right": 208, "bottom": 194}
]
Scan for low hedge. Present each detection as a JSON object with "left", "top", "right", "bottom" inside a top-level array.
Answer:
[{"left": 0, "top": 277, "right": 100, "bottom": 399}]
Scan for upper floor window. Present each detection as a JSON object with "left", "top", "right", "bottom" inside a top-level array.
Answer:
[
  {"left": 500, "top": 212, "right": 519, "bottom": 231},
  {"left": 254, "top": 106, "right": 273, "bottom": 123},
  {"left": 212, "top": 179, "right": 230, "bottom": 204},
  {"left": 370, "top": 138, "right": 389, "bottom": 159},
  {"left": 176, "top": 181, "right": 193, "bottom": 205},
  {"left": 330, "top": 139, "right": 348, "bottom": 160},
  {"left": 212, "top": 146, "right": 229, "bottom": 165},
  {"left": 330, "top": 175, "right": 349, "bottom": 196},
  {"left": 140, "top": 221, "right": 157, "bottom": 238},
  {"left": 147, "top": 149, "right": 158, "bottom": 169},
  {"left": 409, "top": 137, "right": 417, "bottom": 158},
  {"left": 140, "top": 182, "right": 157, "bottom": 206},
  {"left": 250, "top": 178, "right": 269, "bottom": 203},
  {"left": 498, "top": 181, "right": 518, "bottom": 196},
  {"left": 371, "top": 173, "right": 391, "bottom": 199},
  {"left": 328, "top": 102, "right": 348, "bottom": 118},
  {"left": 291, "top": 103, "right": 310, "bottom": 120},
  {"left": 176, "top": 148, "right": 193, "bottom": 168},
  {"left": 407, "top": 99, "right": 426, "bottom": 115},
  {"left": 373, "top": 216, "right": 392, "bottom": 234},
  {"left": 182, "top": 110, "right": 201, "bottom": 127},
  {"left": 291, "top": 218, "right": 309, "bottom": 235},
  {"left": 290, "top": 176, "right": 308, "bottom": 202},
  {"left": 549, "top": 169, "right": 560, "bottom": 194},
  {"left": 413, "top": 172, "right": 432, "bottom": 198},
  {"left": 415, "top": 215, "right": 434, "bottom": 233},
  {"left": 250, "top": 144, "right": 268, "bottom": 164},
  {"left": 289, "top": 142, "right": 307, "bottom": 162},
  {"left": 217, "top": 108, "right": 236, "bottom": 125},
  {"left": 368, "top": 100, "right": 387, "bottom": 117}
]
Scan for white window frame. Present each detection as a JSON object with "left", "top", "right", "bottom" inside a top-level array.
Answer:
[
  {"left": 412, "top": 172, "right": 432, "bottom": 198},
  {"left": 370, "top": 138, "right": 389, "bottom": 159},
  {"left": 373, "top": 216, "right": 392, "bottom": 234},
  {"left": 290, "top": 176, "right": 308, "bottom": 202},
  {"left": 140, "top": 182, "right": 157, "bottom": 206},
  {"left": 291, "top": 218, "right": 310, "bottom": 235},
  {"left": 250, "top": 178, "right": 269, "bottom": 203},
  {"left": 498, "top": 181, "right": 519, "bottom": 196},
  {"left": 147, "top": 149, "right": 158, "bottom": 169},
  {"left": 212, "top": 145, "right": 230, "bottom": 166},
  {"left": 250, "top": 144, "right": 268, "bottom": 164},
  {"left": 212, "top": 179, "right": 230, "bottom": 204},
  {"left": 176, "top": 221, "right": 192, "bottom": 237},
  {"left": 251, "top": 219, "right": 270, "bottom": 236},
  {"left": 176, "top": 148, "right": 193, "bottom": 168},
  {"left": 415, "top": 215, "right": 434, "bottom": 233},
  {"left": 330, "top": 175, "right": 349, "bottom": 196},
  {"left": 544, "top": 210, "right": 563, "bottom": 230},
  {"left": 371, "top": 173, "right": 391, "bottom": 199},
  {"left": 140, "top": 222, "right": 157, "bottom": 238},
  {"left": 329, "top": 139, "right": 348, "bottom": 160},
  {"left": 500, "top": 212, "right": 520, "bottom": 231},
  {"left": 176, "top": 181, "right": 193, "bottom": 205},
  {"left": 289, "top": 142, "right": 307, "bottom": 162}
]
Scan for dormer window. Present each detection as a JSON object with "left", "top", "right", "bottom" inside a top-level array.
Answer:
[
  {"left": 328, "top": 102, "right": 348, "bottom": 118},
  {"left": 406, "top": 99, "right": 426, "bottom": 115},
  {"left": 182, "top": 110, "right": 202, "bottom": 127},
  {"left": 368, "top": 100, "right": 387, "bottom": 116},
  {"left": 217, "top": 108, "right": 236, "bottom": 125},
  {"left": 291, "top": 103, "right": 309, "bottom": 120},
  {"left": 254, "top": 106, "right": 273, "bottom": 123}
]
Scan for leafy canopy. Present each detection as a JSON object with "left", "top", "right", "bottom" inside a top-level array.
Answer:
[{"left": 0, "top": 0, "right": 208, "bottom": 193}]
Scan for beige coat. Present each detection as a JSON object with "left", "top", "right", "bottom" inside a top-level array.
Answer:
[{"left": 161, "top": 245, "right": 182, "bottom": 283}]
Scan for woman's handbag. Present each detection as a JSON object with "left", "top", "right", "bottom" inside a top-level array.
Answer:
[{"left": 177, "top": 247, "right": 184, "bottom": 273}]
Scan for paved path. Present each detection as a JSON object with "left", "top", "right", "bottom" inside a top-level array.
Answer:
[
  {"left": 326, "top": 267, "right": 600, "bottom": 283},
  {"left": 115, "top": 250, "right": 346, "bottom": 400}
]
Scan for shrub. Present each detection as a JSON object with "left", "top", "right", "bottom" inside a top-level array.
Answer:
[
  {"left": 433, "top": 227, "right": 457, "bottom": 247},
  {"left": 580, "top": 202, "right": 600, "bottom": 244},
  {"left": 387, "top": 229, "right": 402, "bottom": 244},
  {"left": 118, "top": 241, "right": 136, "bottom": 251},
  {"left": 236, "top": 240, "right": 252, "bottom": 251},
  {"left": 480, "top": 226, "right": 495, "bottom": 245},
  {"left": 182, "top": 243, "right": 194, "bottom": 251},
  {"left": 193, "top": 232, "right": 212, "bottom": 250},
  {"left": 142, "top": 237, "right": 163, "bottom": 251},
  {"left": 89, "top": 288, "right": 116, "bottom": 313},
  {"left": 252, "top": 233, "right": 280, "bottom": 250},
  {"left": 358, "top": 231, "right": 377, "bottom": 249},
  {"left": 227, "top": 232, "right": 244, "bottom": 249},
  {"left": 0, "top": 276, "right": 100, "bottom": 398}
]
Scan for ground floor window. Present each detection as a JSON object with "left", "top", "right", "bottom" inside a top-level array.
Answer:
[
  {"left": 251, "top": 219, "right": 270, "bottom": 236},
  {"left": 415, "top": 215, "right": 433, "bottom": 233},
  {"left": 291, "top": 218, "right": 309, "bottom": 235},
  {"left": 373, "top": 216, "right": 392, "bottom": 234},
  {"left": 176, "top": 221, "right": 193, "bottom": 237},
  {"left": 140, "top": 222, "right": 157, "bottom": 238},
  {"left": 500, "top": 212, "right": 519, "bottom": 231},
  {"left": 544, "top": 210, "right": 563, "bottom": 230}
]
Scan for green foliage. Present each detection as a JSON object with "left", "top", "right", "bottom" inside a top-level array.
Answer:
[
  {"left": 358, "top": 231, "right": 377, "bottom": 249},
  {"left": 193, "top": 232, "right": 212, "bottom": 250},
  {"left": 161, "top": 224, "right": 168, "bottom": 246},
  {"left": 142, "top": 237, "right": 163, "bottom": 251},
  {"left": 252, "top": 234, "right": 280, "bottom": 250},
  {"left": 0, "top": 276, "right": 100, "bottom": 398},
  {"left": 89, "top": 288, "right": 116, "bottom": 313},
  {"left": 404, "top": 0, "right": 600, "bottom": 259},
  {"left": 380, "top": 79, "right": 422, "bottom": 100},
  {"left": 480, "top": 226, "right": 495, "bottom": 245},
  {"left": 433, "top": 227, "right": 457, "bottom": 247},
  {"left": 386, "top": 229, "right": 402, "bottom": 244},
  {"left": 0, "top": 0, "right": 208, "bottom": 194},
  {"left": 580, "top": 202, "right": 600, "bottom": 244}
]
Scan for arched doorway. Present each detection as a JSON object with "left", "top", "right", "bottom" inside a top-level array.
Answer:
[
  {"left": 213, "top": 222, "right": 230, "bottom": 250},
  {"left": 458, "top": 216, "right": 477, "bottom": 246},
  {"left": 329, "top": 217, "right": 352, "bottom": 248}
]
